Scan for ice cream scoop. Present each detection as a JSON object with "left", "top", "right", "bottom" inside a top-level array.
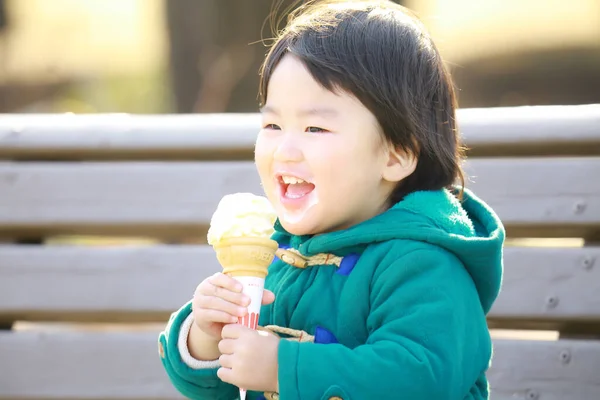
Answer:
[{"left": 207, "top": 192, "right": 277, "bottom": 245}]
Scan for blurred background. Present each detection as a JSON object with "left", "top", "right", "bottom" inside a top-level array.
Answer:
[{"left": 0, "top": 0, "right": 598, "bottom": 115}]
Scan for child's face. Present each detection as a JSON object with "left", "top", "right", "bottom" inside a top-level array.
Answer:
[{"left": 255, "top": 54, "right": 399, "bottom": 236}]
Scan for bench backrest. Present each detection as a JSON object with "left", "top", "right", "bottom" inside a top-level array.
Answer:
[{"left": 0, "top": 104, "right": 599, "bottom": 399}]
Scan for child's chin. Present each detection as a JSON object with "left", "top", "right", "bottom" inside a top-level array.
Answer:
[{"left": 279, "top": 219, "right": 316, "bottom": 237}]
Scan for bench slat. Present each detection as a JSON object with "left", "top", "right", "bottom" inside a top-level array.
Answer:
[
  {"left": 1, "top": 245, "right": 599, "bottom": 331},
  {"left": 0, "top": 331, "right": 598, "bottom": 400},
  {"left": 489, "top": 246, "right": 600, "bottom": 332},
  {"left": 460, "top": 104, "right": 600, "bottom": 157},
  {"left": 1, "top": 158, "right": 599, "bottom": 239},
  {"left": 0, "top": 331, "right": 183, "bottom": 400},
  {"left": 0, "top": 113, "right": 260, "bottom": 161},
  {"left": 0, "top": 245, "right": 215, "bottom": 323},
  {"left": 489, "top": 338, "right": 600, "bottom": 400},
  {"left": 0, "top": 105, "right": 599, "bottom": 160}
]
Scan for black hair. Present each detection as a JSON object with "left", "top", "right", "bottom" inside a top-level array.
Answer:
[{"left": 259, "top": 0, "right": 465, "bottom": 204}]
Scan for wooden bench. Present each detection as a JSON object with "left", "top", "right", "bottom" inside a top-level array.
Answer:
[{"left": 0, "top": 104, "right": 599, "bottom": 400}]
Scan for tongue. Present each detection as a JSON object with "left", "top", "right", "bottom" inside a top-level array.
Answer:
[{"left": 286, "top": 182, "right": 315, "bottom": 197}]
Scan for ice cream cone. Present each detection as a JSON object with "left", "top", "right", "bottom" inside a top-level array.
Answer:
[
  {"left": 213, "top": 237, "right": 278, "bottom": 278},
  {"left": 212, "top": 236, "right": 278, "bottom": 400},
  {"left": 213, "top": 237, "right": 277, "bottom": 331},
  {"left": 207, "top": 193, "right": 279, "bottom": 400}
]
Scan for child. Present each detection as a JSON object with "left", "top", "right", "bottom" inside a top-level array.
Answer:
[{"left": 159, "top": 0, "right": 504, "bottom": 399}]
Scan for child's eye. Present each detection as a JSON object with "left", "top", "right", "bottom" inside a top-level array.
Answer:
[
  {"left": 264, "top": 123, "right": 281, "bottom": 130},
  {"left": 306, "top": 126, "right": 328, "bottom": 133}
]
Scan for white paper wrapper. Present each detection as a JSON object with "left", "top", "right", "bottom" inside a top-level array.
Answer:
[
  {"left": 230, "top": 276, "right": 266, "bottom": 400},
  {"left": 232, "top": 276, "right": 265, "bottom": 329}
]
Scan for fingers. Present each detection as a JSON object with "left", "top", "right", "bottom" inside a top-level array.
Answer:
[
  {"left": 216, "top": 366, "right": 233, "bottom": 384},
  {"left": 196, "top": 295, "right": 248, "bottom": 319},
  {"left": 261, "top": 289, "right": 276, "bottom": 305},
  {"left": 195, "top": 308, "right": 238, "bottom": 325},
  {"left": 200, "top": 273, "right": 251, "bottom": 306},
  {"left": 219, "top": 353, "right": 233, "bottom": 368},
  {"left": 192, "top": 273, "right": 276, "bottom": 333},
  {"left": 217, "top": 341, "right": 235, "bottom": 384},
  {"left": 221, "top": 323, "right": 246, "bottom": 339},
  {"left": 218, "top": 338, "right": 234, "bottom": 355},
  {"left": 192, "top": 274, "right": 251, "bottom": 333},
  {"left": 209, "top": 272, "right": 242, "bottom": 293}
]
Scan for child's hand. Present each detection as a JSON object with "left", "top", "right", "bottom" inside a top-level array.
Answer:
[
  {"left": 192, "top": 272, "right": 275, "bottom": 341},
  {"left": 217, "top": 324, "right": 280, "bottom": 393}
]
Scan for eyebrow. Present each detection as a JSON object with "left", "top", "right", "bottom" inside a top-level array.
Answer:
[{"left": 260, "top": 105, "right": 339, "bottom": 118}]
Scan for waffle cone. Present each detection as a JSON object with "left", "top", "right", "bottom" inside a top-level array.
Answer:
[{"left": 212, "top": 237, "right": 278, "bottom": 278}]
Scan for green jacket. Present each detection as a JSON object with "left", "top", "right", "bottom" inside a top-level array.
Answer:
[{"left": 159, "top": 188, "right": 504, "bottom": 400}]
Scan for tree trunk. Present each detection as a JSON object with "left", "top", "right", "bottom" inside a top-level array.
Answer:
[
  {"left": 164, "top": 0, "right": 405, "bottom": 113},
  {"left": 165, "top": 0, "right": 297, "bottom": 113}
]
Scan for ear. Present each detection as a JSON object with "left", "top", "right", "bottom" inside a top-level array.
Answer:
[{"left": 382, "top": 145, "right": 417, "bottom": 183}]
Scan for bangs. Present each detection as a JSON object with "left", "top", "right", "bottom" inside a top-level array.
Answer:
[{"left": 259, "top": 2, "right": 400, "bottom": 108}]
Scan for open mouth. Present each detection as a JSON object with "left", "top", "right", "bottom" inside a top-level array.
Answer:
[{"left": 277, "top": 174, "right": 316, "bottom": 200}]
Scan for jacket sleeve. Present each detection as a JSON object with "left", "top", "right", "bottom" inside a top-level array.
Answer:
[
  {"left": 276, "top": 248, "right": 492, "bottom": 400},
  {"left": 158, "top": 301, "right": 239, "bottom": 400}
]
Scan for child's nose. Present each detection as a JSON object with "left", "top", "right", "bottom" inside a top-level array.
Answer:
[{"left": 273, "top": 132, "right": 303, "bottom": 162}]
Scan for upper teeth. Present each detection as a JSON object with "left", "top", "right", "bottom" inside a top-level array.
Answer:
[{"left": 281, "top": 176, "right": 305, "bottom": 184}]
